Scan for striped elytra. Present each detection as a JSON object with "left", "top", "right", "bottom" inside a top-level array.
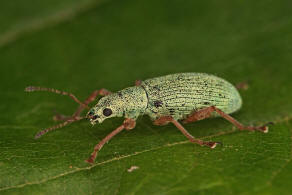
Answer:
[
  {"left": 141, "top": 73, "right": 242, "bottom": 120},
  {"left": 87, "top": 73, "right": 242, "bottom": 123}
]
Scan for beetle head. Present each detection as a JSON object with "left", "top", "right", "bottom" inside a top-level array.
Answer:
[
  {"left": 86, "top": 94, "right": 123, "bottom": 125},
  {"left": 86, "top": 86, "right": 147, "bottom": 125}
]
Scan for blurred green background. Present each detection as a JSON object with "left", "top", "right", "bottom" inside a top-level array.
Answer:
[{"left": 0, "top": 0, "right": 292, "bottom": 194}]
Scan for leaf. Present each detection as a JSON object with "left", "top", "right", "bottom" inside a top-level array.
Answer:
[
  {"left": 0, "top": 0, "right": 109, "bottom": 47},
  {"left": 0, "top": 0, "right": 292, "bottom": 194}
]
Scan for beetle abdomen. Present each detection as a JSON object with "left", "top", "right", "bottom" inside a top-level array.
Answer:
[{"left": 141, "top": 73, "right": 242, "bottom": 120}]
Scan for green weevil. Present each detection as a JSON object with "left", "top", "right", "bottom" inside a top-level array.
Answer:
[{"left": 25, "top": 73, "right": 269, "bottom": 163}]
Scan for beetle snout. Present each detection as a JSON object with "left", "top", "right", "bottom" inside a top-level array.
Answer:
[
  {"left": 91, "top": 115, "right": 99, "bottom": 120},
  {"left": 87, "top": 110, "right": 99, "bottom": 119},
  {"left": 87, "top": 110, "right": 94, "bottom": 118}
]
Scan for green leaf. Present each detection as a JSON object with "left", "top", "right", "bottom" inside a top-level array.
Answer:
[{"left": 0, "top": 0, "right": 291, "bottom": 194}]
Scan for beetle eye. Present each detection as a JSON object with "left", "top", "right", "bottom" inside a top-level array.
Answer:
[{"left": 103, "top": 108, "right": 112, "bottom": 116}]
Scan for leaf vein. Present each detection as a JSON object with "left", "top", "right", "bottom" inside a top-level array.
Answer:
[
  {"left": 0, "top": 0, "right": 110, "bottom": 48},
  {"left": 1, "top": 115, "right": 292, "bottom": 192},
  {"left": 0, "top": 129, "right": 237, "bottom": 192}
]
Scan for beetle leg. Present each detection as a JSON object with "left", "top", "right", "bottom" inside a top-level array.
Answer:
[
  {"left": 153, "top": 116, "right": 172, "bottom": 125},
  {"left": 25, "top": 86, "right": 111, "bottom": 120},
  {"left": 71, "top": 88, "right": 111, "bottom": 118},
  {"left": 182, "top": 108, "right": 213, "bottom": 124},
  {"left": 28, "top": 87, "right": 111, "bottom": 139},
  {"left": 86, "top": 118, "right": 136, "bottom": 164},
  {"left": 52, "top": 111, "right": 71, "bottom": 121},
  {"left": 154, "top": 116, "right": 219, "bottom": 148},
  {"left": 183, "top": 106, "right": 269, "bottom": 133},
  {"left": 53, "top": 88, "right": 112, "bottom": 121},
  {"left": 135, "top": 80, "right": 142, "bottom": 86},
  {"left": 236, "top": 81, "right": 249, "bottom": 90}
]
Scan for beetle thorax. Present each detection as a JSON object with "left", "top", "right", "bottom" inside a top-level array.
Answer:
[{"left": 88, "top": 86, "right": 148, "bottom": 124}]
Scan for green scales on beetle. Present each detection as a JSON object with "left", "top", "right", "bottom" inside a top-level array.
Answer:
[{"left": 25, "top": 73, "right": 269, "bottom": 163}]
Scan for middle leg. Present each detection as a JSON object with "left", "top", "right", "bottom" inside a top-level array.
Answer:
[{"left": 154, "top": 116, "right": 220, "bottom": 148}]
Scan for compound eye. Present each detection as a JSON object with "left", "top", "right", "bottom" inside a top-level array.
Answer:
[{"left": 103, "top": 108, "right": 112, "bottom": 117}]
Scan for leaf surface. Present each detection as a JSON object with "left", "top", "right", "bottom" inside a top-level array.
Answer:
[{"left": 0, "top": 0, "right": 291, "bottom": 194}]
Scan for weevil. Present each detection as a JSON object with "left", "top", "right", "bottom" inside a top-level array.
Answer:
[{"left": 25, "top": 73, "right": 269, "bottom": 163}]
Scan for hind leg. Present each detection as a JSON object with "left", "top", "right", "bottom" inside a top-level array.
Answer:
[{"left": 183, "top": 106, "right": 269, "bottom": 133}]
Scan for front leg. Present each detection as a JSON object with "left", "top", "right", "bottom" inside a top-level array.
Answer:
[
  {"left": 135, "top": 80, "right": 142, "bottom": 86},
  {"left": 154, "top": 116, "right": 220, "bottom": 148},
  {"left": 54, "top": 88, "right": 112, "bottom": 121},
  {"left": 86, "top": 118, "right": 136, "bottom": 164},
  {"left": 33, "top": 88, "right": 112, "bottom": 139}
]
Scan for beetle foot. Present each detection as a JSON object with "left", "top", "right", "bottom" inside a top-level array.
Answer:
[
  {"left": 203, "top": 141, "right": 222, "bottom": 149},
  {"left": 53, "top": 114, "right": 70, "bottom": 121},
  {"left": 85, "top": 156, "right": 95, "bottom": 164},
  {"left": 257, "top": 122, "right": 273, "bottom": 133},
  {"left": 236, "top": 81, "right": 249, "bottom": 90},
  {"left": 123, "top": 118, "right": 136, "bottom": 130},
  {"left": 52, "top": 109, "right": 71, "bottom": 121},
  {"left": 258, "top": 126, "right": 269, "bottom": 133}
]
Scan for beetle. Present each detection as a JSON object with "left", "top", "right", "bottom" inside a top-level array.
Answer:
[{"left": 25, "top": 73, "right": 269, "bottom": 163}]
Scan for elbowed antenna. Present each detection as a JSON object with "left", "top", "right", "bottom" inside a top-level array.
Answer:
[
  {"left": 25, "top": 86, "right": 112, "bottom": 139},
  {"left": 34, "top": 116, "right": 86, "bottom": 139},
  {"left": 25, "top": 86, "right": 89, "bottom": 108},
  {"left": 25, "top": 86, "right": 91, "bottom": 138}
]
